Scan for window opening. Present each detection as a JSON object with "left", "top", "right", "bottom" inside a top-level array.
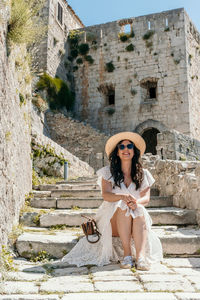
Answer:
[
  {"left": 124, "top": 24, "right": 131, "bottom": 34},
  {"left": 165, "top": 18, "right": 168, "bottom": 27},
  {"left": 98, "top": 84, "right": 115, "bottom": 106},
  {"left": 148, "top": 21, "right": 151, "bottom": 30},
  {"left": 107, "top": 90, "right": 115, "bottom": 105},
  {"left": 149, "top": 87, "right": 156, "bottom": 99},
  {"left": 140, "top": 78, "right": 158, "bottom": 102},
  {"left": 57, "top": 2, "right": 63, "bottom": 25}
]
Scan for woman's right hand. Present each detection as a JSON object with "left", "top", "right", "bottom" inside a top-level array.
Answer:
[{"left": 122, "top": 194, "right": 137, "bottom": 205}]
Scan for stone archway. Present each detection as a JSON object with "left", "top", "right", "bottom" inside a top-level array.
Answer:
[
  {"left": 142, "top": 128, "right": 160, "bottom": 154},
  {"left": 134, "top": 119, "right": 168, "bottom": 155}
]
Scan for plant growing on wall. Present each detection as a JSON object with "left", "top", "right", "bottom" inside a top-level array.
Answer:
[
  {"left": 32, "top": 94, "right": 48, "bottom": 112},
  {"left": 85, "top": 55, "right": 94, "bottom": 64},
  {"left": 78, "top": 43, "right": 90, "bottom": 55},
  {"left": 131, "top": 88, "right": 137, "bottom": 96},
  {"left": 76, "top": 57, "right": 83, "bottom": 64},
  {"left": 70, "top": 49, "right": 78, "bottom": 58},
  {"left": 36, "top": 73, "right": 75, "bottom": 110},
  {"left": 118, "top": 31, "right": 135, "bottom": 42},
  {"left": 143, "top": 30, "right": 155, "bottom": 40},
  {"left": 7, "top": 0, "right": 46, "bottom": 46},
  {"left": 106, "top": 107, "right": 115, "bottom": 115},
  {"left": 68, "top": 30, "right": 80, "bottom": 47},
  {"left": 105, "top": 61, "right": 115, "bottom": 72},
  {"left": 126, "top": 43, "right": 135, "bottom": 51}
]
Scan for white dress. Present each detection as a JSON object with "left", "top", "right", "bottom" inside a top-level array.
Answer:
[{"left": 62, "top": 166, "right": 163, "bottom": 267}]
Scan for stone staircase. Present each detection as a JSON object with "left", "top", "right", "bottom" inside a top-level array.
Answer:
[{"left": 16, "top": 176, "right": 200, "bottom": 260}]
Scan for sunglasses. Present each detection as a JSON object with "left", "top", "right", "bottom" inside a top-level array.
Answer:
[{"left": 118, "top": 143, "right": 134, "bottom": 150}]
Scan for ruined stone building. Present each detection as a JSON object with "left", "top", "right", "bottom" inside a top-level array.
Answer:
[{"left": 36, "top": 2, "right": 200, "bottom": 155}]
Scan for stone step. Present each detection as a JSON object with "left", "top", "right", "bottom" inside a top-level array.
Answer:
[
  {"left": 58, "top": 177, "right": 98, "bottom": 184},
  {"left": 16, "top": 226, "right": 200, "bottom": 259},
  {"left": 32, "top": 188, "right": 160, "bottom": 199},
  {"left": 33, "top": 189, "right": 101, "bottom": 198},
  {"left": 20, "top": 207, "right": 197, "bottom": 228},
  {"left": 30, "top": 196, "right": 173, "bottom": 209},
  {"left": 35, "top": 183, "right": 100, "bottom": 191},
  {"left": 34, "top": 184, "right": 160, "bottom": 195}
]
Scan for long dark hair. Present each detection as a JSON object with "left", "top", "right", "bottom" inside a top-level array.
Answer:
[{"left": 109, "top": 140, "right": 143, "bottom": 190}]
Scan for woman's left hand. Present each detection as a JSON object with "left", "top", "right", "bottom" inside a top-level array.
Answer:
[{"left": 127, "top": 199, "right": 138, "bottom": 210}]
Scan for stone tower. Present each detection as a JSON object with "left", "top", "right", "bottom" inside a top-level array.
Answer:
[{"left": 33, "top": 0, "right": 83, "bottom": 81}]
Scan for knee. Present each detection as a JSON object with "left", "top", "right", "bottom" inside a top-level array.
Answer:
[{"left": 133, "top": 216, "right": 146, "bottom": 228}]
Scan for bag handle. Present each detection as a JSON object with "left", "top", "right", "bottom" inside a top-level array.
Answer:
[
  {"left": 81, "top": 214, "right": 101, "bottom": 244},
  {"left": 81, "top": 214, "right": 95, "bottom": 221},
  {"left": 86, "top": 232, "right": 101, "bottom": 243}
]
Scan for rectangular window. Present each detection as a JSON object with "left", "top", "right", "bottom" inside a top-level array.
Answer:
[
  {"left": 108, "top": 91, "right": 115, "bottom": 105},
  {"left": 57, "top": 2, "right": 63, "bottom": 25}
]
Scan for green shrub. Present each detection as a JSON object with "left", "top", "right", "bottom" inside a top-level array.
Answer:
[
  {"left": 76, "top": 57, "right": 83, "bottom": 64},
  {"left": 131, "top": 88, "right": 137, "bottom": 96},
  {"left": 105, "top": 61, "right": 115, "bottom": 72},
  {"left": 85, "top": 55, "right": 94, "bottom": 64},
  {"left": 106, "top": 107, "right": 115, "bottom": 115},
  {"left": 145, "top": 41, "right": 153, "bottom": 48},
  {"left": 143, "top": 30, "right": 155, "bottom": 40},
  {"left": 36, "top": 73, "right": 75, "bottom": 110},
  {"left": 126, "top": 43, "right": 135, "bottom": 51},
  {"left": 19, "top": 93, "right": 25, "bottom": 106},
  {"left": 0, "top": 245, "right": 17, "bottom": 273},
  {"left": 73, "top": 66, "right": 79, "bottom": 72},
  {"left": 7, "top": 0, "right": 46, "bottom": 46},
  {"left": 71, "top": 49, "right": 78, "bottom": 58},
  {"left": 78, "top": 43, "right": 89, "bottom": 55},
  {"left": 68, "top": 30, "right": 80, "bottom": 47},
  {"left": 118, "top": 31, "right": 135, "bottom": 42},
  {"left": 68, "top": 56, "right": 74, "bottom": 62},
  {"left": 118, "top": 32, "right": 129, "bottom": 42}
]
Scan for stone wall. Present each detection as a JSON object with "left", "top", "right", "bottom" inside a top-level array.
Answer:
[
  {"left": 0, "top": 4, "right": 32, "bottom": 247},
  {"left": 45, "top": 111, "right": 109, "bottom": 170},
  {"left": 184, "top": 12, "right": 200, "bottom": 140},
  {"left": 32, "top": 130, "right": 94, "bottom": 178},
  {"left": 142, "top": 155, "right": 200, "bottom": 225},
  {"left": 71, "top": 8, "right": 190, "bottom": 136},
  {"left": 157, "top": 130, "right": 200, "bottom": 160},
  {"left": 42, "top": 0, "right": 83, "bottom": 82}
]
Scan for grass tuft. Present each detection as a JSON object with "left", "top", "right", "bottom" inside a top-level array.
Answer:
[{"left": 7, "top": 0, "right": 46, "bottom": 46}]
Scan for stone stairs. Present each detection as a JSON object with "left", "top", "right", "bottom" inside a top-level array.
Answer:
[{"left": 16, "top": 177, "right": 200, "bottom": 260}]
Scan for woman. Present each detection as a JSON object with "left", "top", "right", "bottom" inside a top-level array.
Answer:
[{"left": 62, "top": 132, "right": 163, "bottom": 270}]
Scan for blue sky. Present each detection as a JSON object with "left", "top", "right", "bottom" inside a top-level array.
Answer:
[{"left": 67, "top": 0, "right": 200, "bottom": 32}]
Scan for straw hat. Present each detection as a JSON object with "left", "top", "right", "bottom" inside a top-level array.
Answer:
[{"left": 105, "top": 131, "right": 146, "bottom": 157}]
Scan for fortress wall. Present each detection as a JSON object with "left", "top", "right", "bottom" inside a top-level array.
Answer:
[
  {"left": 0, "top": 3, "right": 32, "bottom": 247},
  {"left": 184, "top": 11, "right": 200, "bottom": 139},
  {"left": 72, "top": 8, "right": 190, "bottom": 135}
]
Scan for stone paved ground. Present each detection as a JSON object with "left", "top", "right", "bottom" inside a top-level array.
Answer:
[{"left": 0, "top": 257, "right": 200, "bottom": 299}]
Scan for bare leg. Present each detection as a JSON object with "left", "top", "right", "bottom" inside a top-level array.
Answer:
[
  {"left": 132, "top": 216, "right": 147, "bottom": 260},
  {"left": 112, "top": 208, "right": 132, "bottom": 257}
]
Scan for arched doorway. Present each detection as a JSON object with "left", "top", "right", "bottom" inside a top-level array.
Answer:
[{"left": 142, "top": 128, "right": 160, "bottom": 155}]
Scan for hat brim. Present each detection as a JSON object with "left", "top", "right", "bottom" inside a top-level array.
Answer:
[{"left": 105, "top": 132, "right": 146, "bottom": 157}]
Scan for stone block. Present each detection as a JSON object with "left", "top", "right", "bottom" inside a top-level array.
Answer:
[
  {"left": 94, "top": 280, "right": 143, "bottom": 292},
  {"left": 0, "top": 282, "right": 39, "bottom": 294},
  {"left": 175, "top": 294, "right": 200, "bottom": 300},
  {"left": 40, "top": 276, "right": 94, "bottom": 293},
  {"left": 143, "top": 280, "right": 195, "bottom": 292},
  {"left": 62, "top": 293, "right": 177, "bottom": 300}
]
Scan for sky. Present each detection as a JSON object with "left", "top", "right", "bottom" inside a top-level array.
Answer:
[{"left": 67, "top": 0, "right": 200, "bottom": 32}]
